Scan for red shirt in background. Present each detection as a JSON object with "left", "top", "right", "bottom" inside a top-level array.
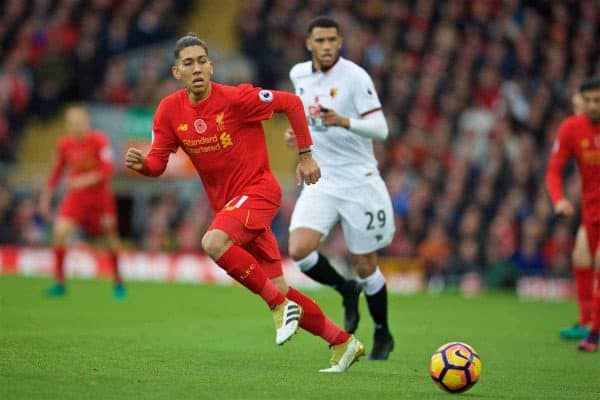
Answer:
[
  {"left": 546, "top": 114, "right": 600, "bottom": 222},
  {"left": 47, "top": 130, "right": 114, "bottom": 194}
]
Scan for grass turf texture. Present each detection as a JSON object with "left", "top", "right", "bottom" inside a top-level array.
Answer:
[{"left": 1, "top": 275, "right": 599, "bottom": 399}]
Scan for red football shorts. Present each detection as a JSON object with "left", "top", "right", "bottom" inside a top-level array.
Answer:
[
  {"left": 582, "top": 220, "right": 600, "bottom": 257},
  {"left": 57, "top": 188, "right": 117, "bottom": 235},
  {"left": 209, "top": 194, "right": 283, "bottom": 279}
]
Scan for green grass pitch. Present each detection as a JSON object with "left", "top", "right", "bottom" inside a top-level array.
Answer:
[{"left": 1, "top": 275, "right": 599, "bottom": 399}]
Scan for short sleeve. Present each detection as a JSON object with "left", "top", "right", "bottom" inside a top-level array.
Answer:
[
  {"left": 232, "top": 84, "right": 277, "bottom": 123},
  {"left": 352, "top": 69, "right": 382, "bottom": 116},
  {"left": 552, "top": 120, "right": 574, "bottom": 158}
]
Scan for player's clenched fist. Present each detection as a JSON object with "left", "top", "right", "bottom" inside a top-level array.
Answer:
[
  {"left": 554, "top": 198, "right": 575, "bottom": 217},
  {"left": 296, "top": 151, "right": 321, "bottom": 186},
  {"left": 125, "top": 147, "right": 145, "bottom": 171}
]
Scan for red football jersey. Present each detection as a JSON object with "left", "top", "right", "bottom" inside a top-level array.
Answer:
[
  {"left": 141, "top": 83, "right": 312, "bottom": 211},
  {"left": 546, "top": 114, "right": 600, "bottom": 222},
  {"left": 47, "top": 130, "right": 115, "bottom": 193}
]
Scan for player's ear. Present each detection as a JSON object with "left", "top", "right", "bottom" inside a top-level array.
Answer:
[
  {"left": 171, "top": 64, "right": 181, "bottom": 80},
  {"left": 305, "top": 37, "right": 312, "bottom": 53},
  {"left": 337, "top": 35, "right": 343, "bottom": 50}
]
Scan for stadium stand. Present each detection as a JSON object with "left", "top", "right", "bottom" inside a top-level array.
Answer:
[
  {"left": 1, "top": 0, "right": 599, "bottom": 292},
  {"left": 238, "top": 0, "right": 598, "bottom": 289}
]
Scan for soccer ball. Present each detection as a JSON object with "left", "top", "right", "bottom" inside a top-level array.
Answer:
[{"left": 429, "top": 342, "right": 482, "bottom": 393}]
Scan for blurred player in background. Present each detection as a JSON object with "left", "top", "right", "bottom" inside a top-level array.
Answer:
[
  {"left": 550, "top": 92, "right": 593, "bottom": 341},
  {"left": 39, "top": 104, "right": 125, "bottom": 299},
  {"left": 546, "top": 77, "right": 600, "bottom": 352},
  {"left": 125, "top": 33, "right": 364, "bottom": 372},
  {"left": 285, "top": 17, "right": 395, "bottom": 360}
]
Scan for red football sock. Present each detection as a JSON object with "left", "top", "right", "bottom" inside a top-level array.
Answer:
[
  {"left": 110, "top": 252, "right": 123, "bottom": 285},
  {"left": 286, "top": 287, "right": 350, "bottom": 346},
  {"left": 216, "top": 246, "right": 285, "bottom": 309},
  {"left": 54, "top": 247, "right": 65, "bottom": 284},
  {"left": 590, "top": 270, "right": 600, "bottom": 333},
  {"left": 574, "top": 267, "right": 593, "bottom": 325}
]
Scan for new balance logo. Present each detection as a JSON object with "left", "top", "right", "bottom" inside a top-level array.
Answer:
[{"left": 376, "top": 234, "right": 383, "bottom": 241}]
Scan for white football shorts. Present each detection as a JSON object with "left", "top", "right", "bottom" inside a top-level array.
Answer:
[{"left": 289, "top": 178, "right": 395, "bottom": 255}]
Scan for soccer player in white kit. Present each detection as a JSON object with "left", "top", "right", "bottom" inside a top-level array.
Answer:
[{"left": 286, "top": 17, "right": 395, "bottom": 360}]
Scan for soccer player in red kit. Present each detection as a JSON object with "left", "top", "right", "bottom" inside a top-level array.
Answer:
[
  {"left": 39, "top": 104, "right": 125, "bottom": 299},
  {"left": 125, "top": 33, "right": 365, "bottom": 371},
  {"left": 551, "top": 92, "right": 594, "bottom": 341},
  {"left": 546, "top": 77, "right": 600, "bottom": 352}
]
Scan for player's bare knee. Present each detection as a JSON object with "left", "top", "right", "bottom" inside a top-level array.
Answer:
[
  {"left": 53, "top": 220, "right": 74, "bottom": 246},
  {"left": 352, "top": 253, "right": 378, "bottom": 278},
  {"left": 52, "top": 230, "right": 70, "bottom": 247},
  {"left": 288, "top": 242, "right": 313, "bottom": 261},
  {"left": 572, "top": 252, "right": 592, "bottom": 267},
  {"left": 572, "top": 244, "right": 592, "bottom": 266},
  {"left": 52, "top": 236, "right": 68, "bottom": 247},
  {"left": 289, "top": 229, "right": 321, "bottom": 261},
  {"left": 572, "top": 228, "right": 591, "bottom": 266},
  {"left": 355, "top": 262, "right": 376, "bottom": 279},
  {"left": 201, "top": 230, "right": 232, "bottom": 260}
]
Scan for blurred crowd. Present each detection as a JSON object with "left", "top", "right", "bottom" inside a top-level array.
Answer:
[
  {"left": 237, "top": 0, "right": 599, "bottom": 287},
  {"left": 0, "top": 0, "right": 190, "bottom": 161},
  {"left": 2, "top": 0, "right": 599, "bottom": 290}
]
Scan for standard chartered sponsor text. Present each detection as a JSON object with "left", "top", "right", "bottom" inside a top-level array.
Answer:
[{"left": 182, "top": 136, "right": 218, "bottom": 146}]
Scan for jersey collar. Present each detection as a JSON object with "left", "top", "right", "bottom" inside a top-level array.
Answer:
[{"left": 185, "top": 83, "right": 213, "bottom": 108}]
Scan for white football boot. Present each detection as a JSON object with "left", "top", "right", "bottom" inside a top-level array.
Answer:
[
  {"left": 272, "top": 300, "right": 302, "bottom": 345},
  {"left": 319, "top": 335, "right": 365, "bottom": 372}
]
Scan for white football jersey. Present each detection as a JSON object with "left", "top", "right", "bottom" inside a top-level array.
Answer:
[{"left": 290, "top": 57, "right": 384, "bottom": 192}]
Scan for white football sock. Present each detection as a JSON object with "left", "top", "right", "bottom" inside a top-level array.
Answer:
[
  {"left": 357, "top": 267, "right": 386, "bottom": 296},
  {"left": 293, "top": 250, "right": 319, "bottom": 272}
]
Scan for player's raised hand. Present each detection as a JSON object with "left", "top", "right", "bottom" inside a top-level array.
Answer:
[
  {"left": 555, "top": 198, "right": 575, "bottom": 217},
  {"left": 284, "top": 128, "right": 298, "bottom": 149},
  {"left": 125, "top": 147, "right": 146, "bottom": 171},
  {"left": 296, "top": 150, "right": 321, "bottom": 186}
]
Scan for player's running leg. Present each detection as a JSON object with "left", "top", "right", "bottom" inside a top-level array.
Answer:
[
  {"left": 561, "top": 226, "right": 592, "bottom": 339},
  {"left": 283, "top": 286, "right": 364, "bottom": 371},
  {"left": 289, "top": 228, "right": 361, "bottom": 333},
  {"left": 319, "top": 335, "right": 365, "bottom": 373},
  {"left": 47, "top": 247, "right": 67, "bottom": 297},
  {"left": 354, "top": 253, "right": 394, "bottom": 360},
  {"left": 578, "top": 267, "right": 600, "bottom": 352},
  {"left": 46, "top": 217, "right": 76, "bottom": 297},
  {"left": 203, "top": 229, "right": 300, "bottom": 345},
  {"left": 578, "top": 227, "right": 600, "bottom": 352},
  {"left": 105, "top": 231, "right": 126, "bottom": 300},
  {"left": 270, "top": 266, "right": 363, "bottom": 370},
  {"left": 564, "top": 267, "right": 593, "bottom": 339},
  {"left": 98, "top": 194, "right": 126, "bottom": 300}
]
